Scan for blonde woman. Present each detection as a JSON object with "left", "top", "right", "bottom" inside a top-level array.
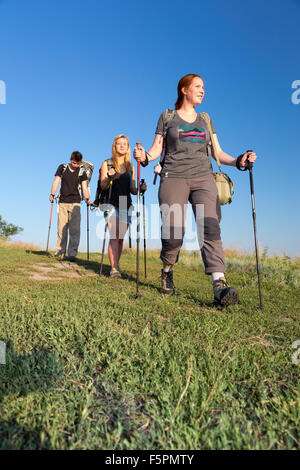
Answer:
[{"left": 100, "top": 135, "right": 147, "bottom": 277}]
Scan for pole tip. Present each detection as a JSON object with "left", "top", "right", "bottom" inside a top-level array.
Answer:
[{"left": 133, "top": 292, "right": 142, "bottom": 299}]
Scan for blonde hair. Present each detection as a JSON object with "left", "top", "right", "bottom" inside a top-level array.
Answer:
[{"left": 112, "top": 134, "right": 133, "bottom": 173}]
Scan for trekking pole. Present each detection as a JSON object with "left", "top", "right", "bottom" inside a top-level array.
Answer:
[
  {"left": 129, "top": 223, "right": 132, "bottom": 248},
  {"left": 99, "top": 180, "right": 113, "bottom": 276},
  {"left": 141, "top": 178, "right": 147, "bottom": 279},
  {"left": 246, "top": 150, "right": 263, "bottom": 309},
  {"left": 46, "top": 201, "right": 54, "bottom": 253},
  {"left": 134, "top": 143, "right": 142, "bottom": 298},
  {"left": 87, "top": 203, "right": 90, "bottom": 260}
]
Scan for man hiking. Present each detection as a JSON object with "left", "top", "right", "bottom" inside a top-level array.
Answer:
[{"left": 49, "top": 151, "right": 91, "bottom": 261}]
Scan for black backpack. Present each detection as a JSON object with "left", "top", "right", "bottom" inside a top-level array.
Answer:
[{"left": 92, "top": 158, "right": 114, "bottom": 208}]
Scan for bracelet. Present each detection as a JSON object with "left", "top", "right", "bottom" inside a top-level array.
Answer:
[
  {"left": 50, "top": 193, "right": 55, "bottom": 197},
  {"left": 140, "top": 152, "right": 149, "bottom": 167}
]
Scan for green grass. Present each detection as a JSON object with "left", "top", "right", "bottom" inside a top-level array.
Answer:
[{"left": 0, "top": 244, "right": 299, "bottom": 450}]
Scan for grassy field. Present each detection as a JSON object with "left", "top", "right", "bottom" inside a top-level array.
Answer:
[{"left": 0, "top": 243, "right": 299, "bottom": 450}]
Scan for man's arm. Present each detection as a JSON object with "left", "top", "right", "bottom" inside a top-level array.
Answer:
[
  {"left": 81, "top": 180, "right": 91, "bottom": 204},
  {"left": 50, "top": 176, "right": 61, "bottom": 202}
]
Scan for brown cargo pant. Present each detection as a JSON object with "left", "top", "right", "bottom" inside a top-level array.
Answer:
[
  {"left": 158, "top": 173, "right": 226, "bottom": 274},
  {"left": 55, "top": 203, "right": 81, "bottom": 257}
]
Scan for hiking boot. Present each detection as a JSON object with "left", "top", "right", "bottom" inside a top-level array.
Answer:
[
  {"left": 116, "top": 266, "right": 123, "bottom": 276},
  {"left": 213, "top": 277, "right": 239, "bottom": 307},
  {"left": 53, "top": 252, "right": 66, "bottom": 260},
  {"left": 161, "top": 269, "right": 175, "bottom": 295},
  {"left": 68, "top": 256, "right": 77, "bottom": 262},
  {"left": 110, "top": 268, "right": 121, "bottom": 278}
]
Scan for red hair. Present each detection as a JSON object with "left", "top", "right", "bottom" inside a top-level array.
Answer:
[{"left": 175, "top": 73, "right": 203, "bottom": 110}]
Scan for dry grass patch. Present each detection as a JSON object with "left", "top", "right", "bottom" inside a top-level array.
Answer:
[{"left": 18, "top": 261, "right": 98, "bottom": 281}]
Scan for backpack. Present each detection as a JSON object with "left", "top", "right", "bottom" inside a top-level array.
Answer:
[
  {"left": 92, "top": 158, "right": 115, "bottom": 210},
  {"left": 159, "top": 109, "right": 234, "bottom": 205},
  {"left": 59, "top": 160, "right": 94, "bottom": 202},
  {"left": 79, "top": 160, "right": 94, "bottom": 200}
]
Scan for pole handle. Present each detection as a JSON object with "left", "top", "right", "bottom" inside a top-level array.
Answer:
[
  {"left": 136, "top": 143, "right": 142, "bottom": 181},
  {"left": 246, "top": 149, "right": 254, "bottom": 170}
]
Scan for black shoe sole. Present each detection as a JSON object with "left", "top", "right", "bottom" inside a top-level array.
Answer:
[{"left": 216, "top": 287, "right": 239, "bottom": 308}]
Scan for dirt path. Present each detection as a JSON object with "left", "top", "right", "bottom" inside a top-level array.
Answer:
[{"left": 18, "top": 261, "right": 98, "bottom": 281}]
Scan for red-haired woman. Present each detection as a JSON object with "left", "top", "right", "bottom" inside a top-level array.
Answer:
[
  {"left": 100, "top": 134, "right": 146, "bottom": 277},
  {"left": 134, "top": 74, "right": 257, "bottom": 306}
]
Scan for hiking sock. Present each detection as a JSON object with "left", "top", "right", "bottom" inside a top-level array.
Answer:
[
  {"left": 163, "top": 267, "right": 173, "bottom": 273},
  {"left": 211, "top": 272, "right": 225, "bottom": 282}
]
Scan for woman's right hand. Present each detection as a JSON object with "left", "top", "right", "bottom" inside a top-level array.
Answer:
[
  {"left": 154, "top": 163, "right": 162, "bottom": 174},
  {"left": 107, "top": 167, "right": 116, "bottom": 179},
  {"left": 133, "top": 146, "right": 146, "bottom": 162}
]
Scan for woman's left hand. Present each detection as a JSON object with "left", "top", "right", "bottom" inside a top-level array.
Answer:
[{"left": 240, "top": 151, "right": 257, "bottom": 167}]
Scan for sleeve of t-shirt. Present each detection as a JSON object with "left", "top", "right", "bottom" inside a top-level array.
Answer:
[
  {"left": 79, "top": 171, "right": 88, "bottom": 184},
  {"left": 155, "top": 112, "right": 164, "bottom": 135},
  {"left": 55, "top": 164, "right": 65, "bottom": 177}
]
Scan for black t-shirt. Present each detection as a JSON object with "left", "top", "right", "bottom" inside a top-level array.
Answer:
[
  {"left": 109, "top": 171, "right": 133, "bottom": 209},
  {"left": 55, "top": 164, "right": 88, "bottom": 203}
]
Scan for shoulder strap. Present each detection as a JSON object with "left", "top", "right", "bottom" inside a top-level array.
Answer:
[
  {"left": 78, "top": 164, "right": 84, "bottom": 177},
  {"left": 200, "top": 112, "right": 221, "bottom": 172},
  {"left": 162, "top": 108, "right": 176, "bottom": 136},
  {"left": 159, "top": 109, "right": 176, "bottom": 166}
]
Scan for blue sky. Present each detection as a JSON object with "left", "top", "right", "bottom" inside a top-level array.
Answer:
[{"left": 0, "top": 0, "right": 299, "bottom": 256}]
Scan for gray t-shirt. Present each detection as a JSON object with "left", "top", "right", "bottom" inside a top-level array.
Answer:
[{"left": 155, "top": 111, "right": 215, "bottom": 178}]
